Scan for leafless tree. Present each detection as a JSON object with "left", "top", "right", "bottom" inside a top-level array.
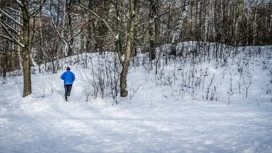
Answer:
[{"left": 0, "top": 0, "right": 46, "bottom": 97}]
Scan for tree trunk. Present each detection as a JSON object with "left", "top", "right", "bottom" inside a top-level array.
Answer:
[
  {"left": 120, "top": 0, "right": 138, "bottom": 97},
  {"left": 22, "top": 51, "right": 32, "bottom": 97},
  {"left": 114, "top": 0, "right": 123, "bottom": 62},
  {"left": 1, "top": 53, "right": 7, "bottom": 81},
  {"left": 67, "top": 0, "right": 73, "bottom": 56},
  {"left": 149, "top": 0, "right": 157, "bottom": 61},
  {"left": 22, "top": 0, "right": 32, "bottom": 97},
  {"left": 1, "top": 41, "right": 8, "bottom": 79}
]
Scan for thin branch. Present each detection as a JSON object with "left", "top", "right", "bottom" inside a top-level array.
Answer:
[
  {"left": 50, "top": 16, "right": 68, "bottom": 44},
  {"left": 78, "top": 3, "right": 115, "bottom": 36},
  {"left": 137, "top": 5, "right": 183, "bottom": 26},
  {"left": 70, "top": 26, "right": 85, "bottom": 41},
  {"left": 0, "top": 19, "right": 22, "bottom": 38},
  {"left": 15, "top": 0, "right": 24, "bottom": 8},
  {"left": 8, "top": 7, "right": 23, "bottom": 19},
  {"left": 71, "top": 22, "right": 85, "bottom": 32},
  {"left": 29, "top": 0, "right": 47, "bottom": 17},
  {"left": 0, "top": 8, "right": 23, "bottom": 27},
  {"left": 0, "top": 21, "right": 24, "bottom": 47},
  {"left": 0, "top": 34, "right": 24, "bottom": 47}
]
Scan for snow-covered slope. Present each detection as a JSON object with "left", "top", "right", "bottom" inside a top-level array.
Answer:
[{"left": 0, "top": 45, "right": 272, "bottom": 153}]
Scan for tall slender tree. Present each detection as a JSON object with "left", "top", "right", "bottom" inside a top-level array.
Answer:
[
  {"left": 120, "top": 0, "right": 139, "bottom": 97},
  {"left": 0, "top": 0, "right": 46, "bottom": 97},
  {"left": 148, "top": 0, "right": 158, "bottom": 61}
]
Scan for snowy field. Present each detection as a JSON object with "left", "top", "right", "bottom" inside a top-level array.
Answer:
[{"left": 0, "top": 44, "right": 272, "bottom": 153}]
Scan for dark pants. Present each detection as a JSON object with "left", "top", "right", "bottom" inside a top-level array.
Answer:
[{"left": 64, "top": 84, "right": 73, "bottom": 100}]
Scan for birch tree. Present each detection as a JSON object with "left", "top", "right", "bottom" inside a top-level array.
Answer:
[{"left": 119, "top": 0, "right": 139, "bottom": 97}]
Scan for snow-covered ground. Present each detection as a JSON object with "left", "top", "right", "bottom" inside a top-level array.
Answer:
[{"left": 0, "top": 45, "right": 272, "bottom": 153}]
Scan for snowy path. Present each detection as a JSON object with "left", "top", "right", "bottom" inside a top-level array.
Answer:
[
  {"left": 1, "top": 80, "right": 272, "bottom": 153},
  {"left": 1, "top": 59, "right": 272, "bottom": 153}
]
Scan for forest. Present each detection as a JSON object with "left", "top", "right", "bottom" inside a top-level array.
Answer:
[
  {"left": 0, "top": 0, "right": 272, "bottom": 98},
  {"left": 1, "top": 1, "right": 272, "bottom": 152}
]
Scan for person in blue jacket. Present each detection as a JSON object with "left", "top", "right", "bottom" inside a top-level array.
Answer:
[{"left": 61, "top": 67, "right": 75, "bottom": 101}]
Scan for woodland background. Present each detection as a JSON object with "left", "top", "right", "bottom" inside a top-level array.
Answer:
[{"left": 0, "top": 0, "right": 271, "bottom": 97}]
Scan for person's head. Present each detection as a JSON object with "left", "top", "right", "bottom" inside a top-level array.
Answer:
[{"left": 66, "top": 67, "right": 70, "bottom": 71}]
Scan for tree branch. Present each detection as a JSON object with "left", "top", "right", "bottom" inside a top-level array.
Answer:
[
  {"left": 15, "top": 0, "right": 24, "bottom": 8},
  {"left": 0, "top": 19, "right": 22, "bottom": 39},
  {"left": 0, "top": 34, "right": 24, "bottom": 47},
  {"left": 0, "top": 8, "right": 23, "bottom": 27},
  {"left": 78, "top": 3, "right": 115, "bottom": 36},
  {"left": 50, "top": 15, "right": 68, "bottom": 44},
  {"left": 29, "top": 0, "right": 47, "bottom": 17},
  {"left": 0, "top": 21, "right": 24, "bottom": 47}
]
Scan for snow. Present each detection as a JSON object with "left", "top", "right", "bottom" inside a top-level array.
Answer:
[{"left": 1, "top": 45, "right": 272, "bottom": 153}]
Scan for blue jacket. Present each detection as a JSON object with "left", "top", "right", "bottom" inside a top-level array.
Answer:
[{"left": 61, "top": 70, "right": 75, "bottom": 85}]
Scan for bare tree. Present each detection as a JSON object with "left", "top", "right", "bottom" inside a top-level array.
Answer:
[
  {"left": 120, "top": 0, "right": 139, "bottom": 97},
  {"left": 148, "top": 0, "right": 158, "bottom": 61},
  {"left": 0, "top": 0, "right": 46, "bottom": 97},
  {"left": 49, "top": 0, "right": 86, "bottom": 57}
]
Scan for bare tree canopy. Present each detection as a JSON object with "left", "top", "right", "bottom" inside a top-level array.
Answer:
[{"left": 0, "top": 0, "right": 271, "bottom": 97}]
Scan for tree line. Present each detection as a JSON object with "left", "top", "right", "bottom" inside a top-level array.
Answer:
[{"left": 0, "top": 0, "right": 271, "bottom": 98}]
